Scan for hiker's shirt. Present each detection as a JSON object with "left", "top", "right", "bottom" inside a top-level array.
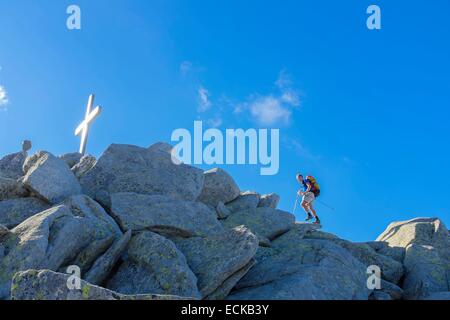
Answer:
[{"left": 302, "top": 181, "right": 311, "bottom": 193}]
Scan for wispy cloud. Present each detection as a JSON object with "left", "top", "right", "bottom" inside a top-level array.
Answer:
[
  {"left": 206, "top": 116, "right": 223, "bottom": 128},
  {"left": 284, "top": 137, "right": 322, "bottom": 162},
  {"left": 187, "top": 68, "right": 302, "bottom": 129},
  {"left": 198, "top": 86, "right": 212, "bottom": 112},
  {"left": 233, "top": 70, "right": 302, "bottom": 127},
  {"left": 180, "top": 61, "right": 193, "bottom": 76},
  {"left": 248, "top": 95, "right": 292, "bottom": 126},
  {"left": 0, "top": 85, "right": 9, "bottom": 110},
  {"left": 275, "top": 69, "right": 293, "bottom": 89}
]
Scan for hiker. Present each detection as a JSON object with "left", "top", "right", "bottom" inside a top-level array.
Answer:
[{"left": 296, "top": 174, "right": 321, "bottom": 224}]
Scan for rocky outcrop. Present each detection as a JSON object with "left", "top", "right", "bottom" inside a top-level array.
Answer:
[
  {"left": 84, "top": 230, "right": 132, "bottom": 285},
  {"left": 303, "top": 234, "right": 404, "bottom": 284},
  {"left": 225, "top": 191, "right": 260, "bottom": 213},
  {"left": 377, "top": 218, "right": 450, "bottom": 300},
  {"left": 169, "top": 226, "right": 258, "bottom": 299},
  {"left": 11, "top": 270, "right": 192, "bottom": 300},
  {"left": 221, "top": 207, "right": 295, "bottom": 245},
  {"left": 106, "top": 231, "right": 201, "bottom": 298},
  {"left": 229, "top": 238, "right": 370, "bottom": 300},
  {"left": 22, "top": 151, "right": 82, "bottom": 204},
  {"left": 107, "top": 192, "right": 223, "bottom": 237},
  {"left": 258, "top": 193, "right": 280, "bottom": 209},
  {"left": 0, "top": 197, "right": 50, "bottom": 228},
  {"left": 0, "top": 202, "right": 121, "bottom": 299},
  {"left": 71, "top": 154, "right": 96, "bottom": 179},
  {"left": 0, "top": 177, "right": 28, "bottom": 201},
  {"left": 197, "top": 168, "right": 240, "bottom": 207},
  {"left": 59, "top": 152, "right": 83, "bottom": 169},
  {"left": 1, "top": 143, "right": 449, "bottom": 301},
  {"left": 0, "top": 152, "right": 27, "bottom": 180},
  {"left": 0, "top": 224, "right": 9, "bottom": 238},
  {"left": 216, "top": 201, "right": 232, "bottom": 219},
  {"left": 80, "top": 143, "right": 204, "bottom": 202}
]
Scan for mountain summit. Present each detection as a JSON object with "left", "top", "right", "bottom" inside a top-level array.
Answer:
[{"left": 1, "top": 143, "right": 449, "bottom": 300}]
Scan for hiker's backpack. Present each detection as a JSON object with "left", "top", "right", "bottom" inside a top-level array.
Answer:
[{"left": 306, "top": 176, "right": 321, "bottom": 197}]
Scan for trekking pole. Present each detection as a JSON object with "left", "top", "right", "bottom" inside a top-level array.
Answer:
[
  {"left": 316, "top": 199, "right": 335, "bottom": 211},
  {"left": 292, "top": 194, "right": 299, "bottom": 214}
]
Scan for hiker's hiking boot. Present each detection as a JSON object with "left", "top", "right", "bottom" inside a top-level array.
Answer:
[
  {"left": 314, "top": 217, "right": 321, "bottom": 225},
  {"left": 305, "top": 213, "right": 313, "bottom": 221}
]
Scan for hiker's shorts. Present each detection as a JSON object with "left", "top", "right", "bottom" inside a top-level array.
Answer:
[{"left": 302, "top": 192, "right": 315, "bottom": 205}]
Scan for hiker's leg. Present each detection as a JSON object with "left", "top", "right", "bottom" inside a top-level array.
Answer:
[
  {"left": 301, "top": 200, "right": 310, "bottom": 214},
  {"left": 308, "top": 204, "right": 318, "bottom": 218}
]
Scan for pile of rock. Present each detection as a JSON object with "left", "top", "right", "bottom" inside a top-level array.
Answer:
[{"left": 0, "top": 142, "right": 449, "bottom": 300}]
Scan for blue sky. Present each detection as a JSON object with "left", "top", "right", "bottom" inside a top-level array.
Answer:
[{"left": 1, "top": 0, "right": 449, "bottom": 241}]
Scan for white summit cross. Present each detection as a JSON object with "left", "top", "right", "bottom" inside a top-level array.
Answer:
[{"left": 75, "top": 94, "right": 102, "bottom": 155}]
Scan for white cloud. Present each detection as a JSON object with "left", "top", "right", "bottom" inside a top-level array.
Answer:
[
  {"left": 280, "top": 88, "right": 300, "bottom": 107},
  {"left": 198, "top": 86, "right": 212, "bottom": 112},
  {"left": 248, "top": 95, "right": 292, "bottom": 126},
  {"left": 0, "top": 86, "right": 8, "bottom": 109},
  {"left": 233, "top": 71, "right": 301, "bottom": 127}
]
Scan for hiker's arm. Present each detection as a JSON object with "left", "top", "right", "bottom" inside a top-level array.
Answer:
[{"left": 305, "top": 182, "right": 312, "bottom": 193}]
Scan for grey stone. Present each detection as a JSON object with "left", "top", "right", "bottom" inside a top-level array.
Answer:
[
  {"left": 0, "top": 224, "right": 9, "bottom": 238},
  {"left": 0, "top": 197, "right": 50, "bottom": 228},
  {"left": 222, "top": 207, "right": 295, "bottom": 244},
  {"left": 0, "top": 198, "right": 121, "bottom": 299},
  {"left": 364, "top": 241, "right": 387, "bottom": 251},
  {"left": 22, "top": 151, "right": 82, "bottom": 204},
  {"left": 205, "top": 259, "right": 256, "bottom": 300},
  {"left": 84, "top": 230, "right": 132, "bottom": 285},
  {"left": 376, "top": 217, "right": 450, "bottom": 299},
  {"left": 11, "top": 269, "right": 193, "bottom": 300},
  {"left": 376, "top": 217, "right": 450, "bottom": 259},
  {"left": 71, "top": 154, "right": 96, "bottom": 178},
  {"left": 216, "top": 201, "right": 232, "bottom": 219},
  {"left": 62, "top": 195, "right": 123, "bottom": 273},
  {"left": 230, "top": 239, "right": 370, "bottom": 300},
  {"left": 80, "top": 143, "right": 204, "bottom": 202},
  {"left": 423, "top": 291, "right": 450, "bottom": 300},
  {"left": 59, "top": 152, "right": 83, "bottom": 169},
  {"left": 0, "top": 177, "right": 28, "bottom": 201},
  {"left": 225, "top": 191, "right": 260, "bottom": 213},
  {"left": 379, "top": 279, "right": 404, "bottom": 300},
  {"left": 402, "top": 244, "right": 450, "bottom": 299},
  {"left": 0, "top": 152, "right": 26, "bottom": 179},
  {"left": 303, "top": 230, "right": 341, "bottom": 241},
  {"left": 108, "top": 192, "right": 223, "bottom": 237},
  {"left": 329, "top": 240, "right": 404, "bottom": 284},
  {"left": 197, "top": 168, "right": 240, "bottom": 207},
  {"left": 270, "top": 222, "right": 321, "bottom": 251},
  {"left": 106, "top": 231, "right": 201, "bottom": 299},
  {"left": 306, "top": 233, "right": 404, "bottom": 284},
  {"left": 170, "top": 226, "right": 259, "bottom": 298},
  {"left": 370, "top": 291, "right": 392, "bottom": 300},
  {"left": 257, "top": 193, "right": 280, "bottom": 209},
  {"left": 63, "top": 194, "right": 122, "bottom": 238},
  {"left": 377, "top": 246, "right": 406, "bottom": 263}
]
